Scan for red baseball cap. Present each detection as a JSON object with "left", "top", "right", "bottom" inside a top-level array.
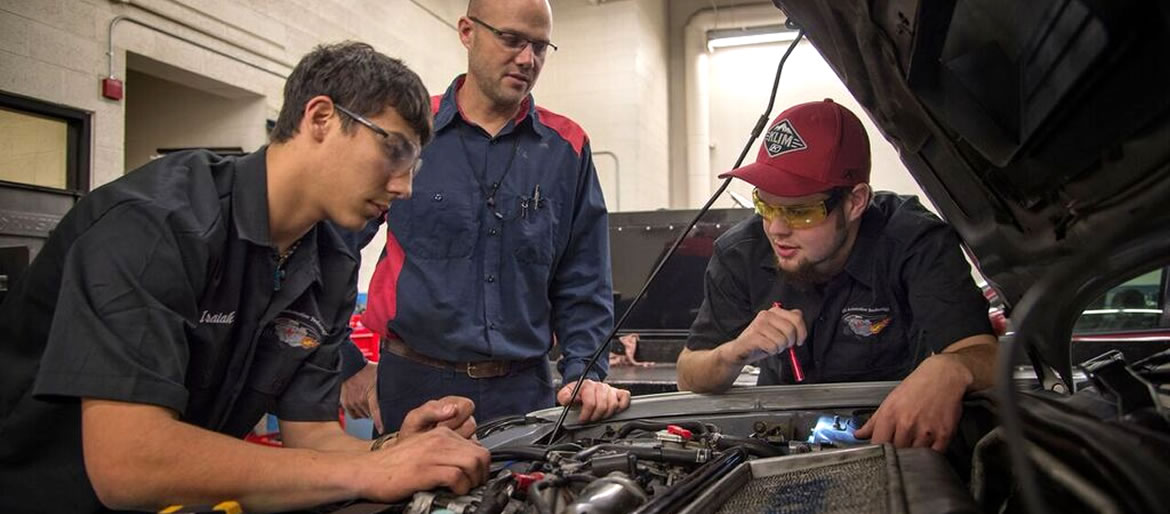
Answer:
[{"left": 719, "top": 99, "right": 870, "bottom": 197}]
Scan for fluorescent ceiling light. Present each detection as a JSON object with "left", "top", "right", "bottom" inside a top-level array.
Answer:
[{"left": 707, "top": 24, "right": 799, "bottom": 50}]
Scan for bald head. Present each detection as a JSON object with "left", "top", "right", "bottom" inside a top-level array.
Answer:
[{"left": 467, "top": 0, "right": 552, "bottom": 28}]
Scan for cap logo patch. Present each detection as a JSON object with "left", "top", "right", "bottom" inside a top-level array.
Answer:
[{"left": 764, "top": 119, "right": 807, "bottom": 157}]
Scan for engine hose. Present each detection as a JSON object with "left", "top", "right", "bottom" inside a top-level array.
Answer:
[
  {"left": 633, "top": 447, "right": 749, "bottom": 514},
  {"left": 490, "top": 446, "right": 549, "bottom": 462},
  {"left": 530, "top": 479, "right": 556, "bottom": 514},
  {"left": 478, "top": 415, "right": 552, "bottom": 440},
  {"left": 574, "top": 444, "right": 710, "bottom": 464},
  {"left": 489, "top": 442, "right": 586, "bottom": 462},
  {"left": 615, "top": 420, "right": 711, "bottom": 438},
  {"left": 476, "top": 473, "right": 516, "bottom": 514},
  {"left": 712, "top": 434, "right": 784, "bottom": 457},
  {"left": 530, "top": 474, "right": 596, "bottom": 514}
]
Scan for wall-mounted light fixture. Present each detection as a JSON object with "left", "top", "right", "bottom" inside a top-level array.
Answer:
[{"left": 707, "top": 24, "right": 799, "bottom": 51}]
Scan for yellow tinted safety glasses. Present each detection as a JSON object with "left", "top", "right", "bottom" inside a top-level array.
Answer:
[{"left": 752, "top": 188, "right": 846, "bottom": 229}]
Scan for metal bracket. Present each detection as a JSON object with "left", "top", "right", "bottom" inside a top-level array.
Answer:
[{"left": 1078, "top": 349, "right": 1164, "bottom": 418}]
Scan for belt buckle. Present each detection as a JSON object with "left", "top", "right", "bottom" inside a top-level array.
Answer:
[
  {"left": 466, "top": 361, "right": 504, "bottom": 378},
  {"left": 466, "top": 361, "right": 488, "bottom": 378}
]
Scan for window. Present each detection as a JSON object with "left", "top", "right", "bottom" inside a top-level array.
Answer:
[
  {"left": 1074, "top": 268, "right": 1167, "bottom": 334},
  {"left": 0, "top": 92, "right": 91, "bottom": 194}
]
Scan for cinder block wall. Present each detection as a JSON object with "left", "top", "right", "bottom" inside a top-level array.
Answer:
[{"left": 0, "top": 0, "right": 468, "bottom": 189}]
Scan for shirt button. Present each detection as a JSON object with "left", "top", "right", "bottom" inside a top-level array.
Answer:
[
  {"left": 491, "top": 182, "right": 499, "bottom": 189},
  {"left": 489, "top": 228, "right": 498, "bottom": 236},
  {"left": 489, "top": 322, "right": 497, "bottom": 330},
  {"left": 486, "top": 274, "right": 496, "bottom": 283},
  {"left": 433, "top": 193, "right": 443, "bottom": 201}
]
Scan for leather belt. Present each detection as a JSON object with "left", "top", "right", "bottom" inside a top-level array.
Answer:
[{"left": 380, "top": 336, "right": 536, "bottom": 379}]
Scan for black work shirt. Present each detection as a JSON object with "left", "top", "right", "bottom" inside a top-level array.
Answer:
[
  {"left": 0, "top": 149, "right": 357, "bottom": 513},
  {"left": 687, "top": 192, "right": 993, "bottom": 385}
]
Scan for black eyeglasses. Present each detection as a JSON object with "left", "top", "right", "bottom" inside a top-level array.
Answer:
[
  {"left": 334, "top": 104, "right": 422, "bottom": 175},
  {"left": 469, "top": 16, "right": 558, "bottom": 57}
]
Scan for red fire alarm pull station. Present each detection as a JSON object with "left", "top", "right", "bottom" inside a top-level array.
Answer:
[{"left": 102, "top": 77, "right": 123, "bottom": 101}]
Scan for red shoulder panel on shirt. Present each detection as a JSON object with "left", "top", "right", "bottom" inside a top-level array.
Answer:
[
  {"left": 431, "top": 95, "right": 442, "bottom": 115},
  {"left": 360, "top": 228, "right": 406, "bottom": 337},
  {"left": 536, "top": 106, "right": 588, "bottom": 157}
]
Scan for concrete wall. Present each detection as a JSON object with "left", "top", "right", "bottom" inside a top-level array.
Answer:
[
  {"left": 123, "top": 69, "right": 266, "bottom": 170},
  {"left": 537, "top": 0, "right": 669, "bottom": 212}
]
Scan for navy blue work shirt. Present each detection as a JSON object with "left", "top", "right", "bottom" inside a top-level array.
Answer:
[
  {"left": 686, "top": 192, "right": 993, "bottom": 384},
  {"left": 345, "top": 76, "right": 613, "bottom": 383},
  {"left": 0, "top": 149, "right": 357, "bottom": 512}
]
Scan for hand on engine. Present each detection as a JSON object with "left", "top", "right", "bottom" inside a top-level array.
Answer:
[
  {"left": 557, "top": 379, "right": 631, "bottom": 423},
  {"left": 853, "top": 355, "right": 968, "bottom": 452},
  {"left": 357, "top": 427, "right": 490, "bottom": 501},
  {"left": 400, "top": 396, "right": 477, "bottom": 439}
]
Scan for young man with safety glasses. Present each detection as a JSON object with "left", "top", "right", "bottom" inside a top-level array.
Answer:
[
  {"left": 0, "top": 42, "right": 488, "bottom": 513},
  {"left": 677, "top": 99, "right": 999, "bottom": 453}
]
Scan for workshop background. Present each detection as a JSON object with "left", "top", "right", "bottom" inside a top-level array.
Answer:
[{"left": 0, "top": 0, "right": 927, "bottom": 299}]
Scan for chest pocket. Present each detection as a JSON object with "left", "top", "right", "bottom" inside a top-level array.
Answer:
[
  {"left": 406, "top": 189, "right": 480, "bottom": 259},
  {"left": 820, "top": 310, "right": 910, "bottom": 381},
  {"left": 504, "top": 192, "right": 555, "bottom": 265},
  {"left": 248, "top": 311, "right": 325, "bottom": 396}
]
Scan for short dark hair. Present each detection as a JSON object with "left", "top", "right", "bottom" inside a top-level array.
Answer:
[{"left": 270, "top": 42, "right": 432, "bottom": 146}]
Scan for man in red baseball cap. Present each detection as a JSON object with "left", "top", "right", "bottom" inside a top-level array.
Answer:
[{"left": 677, "top": 99, "right": 998, "bottom": 453}]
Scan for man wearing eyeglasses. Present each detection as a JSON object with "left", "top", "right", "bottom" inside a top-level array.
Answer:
[
  {"left": 0, "top": 43, "right": 490, "bottom": 513},
  {"left": 676, "top": 99, "right": 998, "bottom": 453},
  {"left": 339, "top": 0, "right": 629, "bottom": 435}
]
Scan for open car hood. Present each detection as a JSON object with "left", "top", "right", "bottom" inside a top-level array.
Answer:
[{"left": 774, "top": 0, "right": 1170, "bottom": 385}]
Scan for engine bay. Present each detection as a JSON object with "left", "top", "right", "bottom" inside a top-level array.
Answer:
[
  {"left": 316, "top": 348, "right": 1170, "bottom": 514},
  {"left": 401, "top": 409, "right": 874, "bottom": 514}
]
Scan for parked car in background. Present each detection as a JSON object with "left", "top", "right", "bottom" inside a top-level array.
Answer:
[
  {"left": 988, "top": 266, "right": 1170, "bottom": 367},
  {"left": 1070, "top": 266, "right": 1170, "bottom": 364}
]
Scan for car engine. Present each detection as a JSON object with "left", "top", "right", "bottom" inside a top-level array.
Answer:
[{"left": 399, "top": 411, "right": 871, "bottom": 514}]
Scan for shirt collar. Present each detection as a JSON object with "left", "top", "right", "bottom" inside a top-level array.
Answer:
[
  {"left": 231, "top": 147, "right": 271, "bottom": 247},
  {"left": 231, "top": 147, "right": 327, "bottom": 287},
  {"left": 841, "top": 205, "right": 884, "bottom": 288},
  {"left": 293, "top": 224, "right": 324, "bottom": 287},
  {"left": 434, "top": 75, "right": 544, "bottom": 138}
]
